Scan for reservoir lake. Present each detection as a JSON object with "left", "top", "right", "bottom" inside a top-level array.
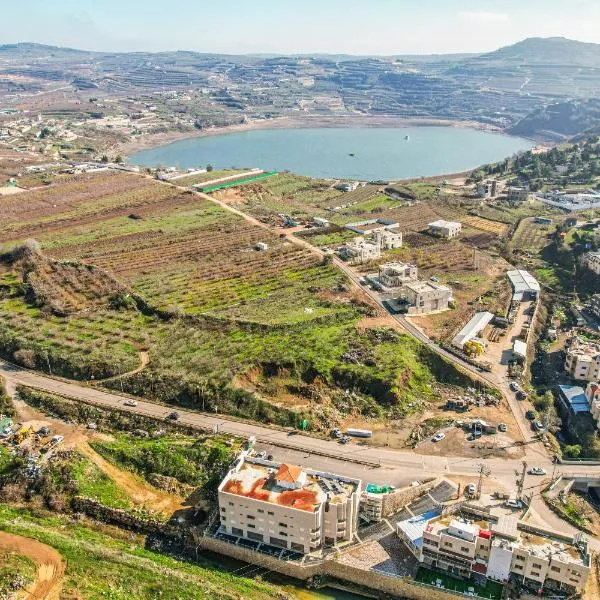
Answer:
[{"left": 130, "top": 126, "right": 533, "bottom": 180}]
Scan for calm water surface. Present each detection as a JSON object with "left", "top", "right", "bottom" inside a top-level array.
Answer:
[{"left": 130, "top": 126, "right": 533, "bottom": 180}]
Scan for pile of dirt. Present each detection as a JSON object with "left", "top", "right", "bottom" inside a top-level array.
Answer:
[{"left": 1, "top": 241, "right": 134, "bottom": 315}]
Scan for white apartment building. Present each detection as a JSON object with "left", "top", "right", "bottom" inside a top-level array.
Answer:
[
  {"left": 581, "top": 251, "right": 600, "bottom": 275},
  {"left": 218, "top": 457, "right": 360, "bottom": 554},
  {"left": 398, "top": 514, "right": 590, "bottom": 595},
  {"left": 564, "top": 337, "right": 600, "bottom": 382},
  {"left": 428, "top": 220, "right": 462, "bottom": 239},
  {"left": 586, "top": 382, "right": 600, "bottom": 428}
]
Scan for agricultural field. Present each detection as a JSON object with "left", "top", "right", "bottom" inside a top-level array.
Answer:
[
  {"left": 509, "top": 217, "right": 559, "bottom": 253},
  {"left": 0, "top": 170, "right": 477, "bottom": 429}
]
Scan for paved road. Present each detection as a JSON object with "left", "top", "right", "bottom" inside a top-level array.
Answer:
[{"left": 2, "top": 358, "right": 597, "bottom": 486}]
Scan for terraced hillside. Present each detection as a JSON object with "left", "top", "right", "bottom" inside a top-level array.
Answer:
[{"left": 0, "top": 171, "right": 476, "bottom": 430}]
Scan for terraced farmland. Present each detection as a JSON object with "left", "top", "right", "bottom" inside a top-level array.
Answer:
[
  {"left": 0, "top": 170, "right": 475, "bottom": 428},
  {"left": 510, "top": 217, "right": 558, "bottom": 252}
]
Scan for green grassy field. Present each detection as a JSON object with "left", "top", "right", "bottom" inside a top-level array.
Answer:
[{"left": 0, "top": 505, "right": 290, "bottom": 600}]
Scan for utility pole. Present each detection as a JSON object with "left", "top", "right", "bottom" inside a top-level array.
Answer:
[
  {"left": 476, "top": 463, "right": 491, "bottom": 500},
  {"left": 517, "top": 461, "right": 527, "bottom": 501}
]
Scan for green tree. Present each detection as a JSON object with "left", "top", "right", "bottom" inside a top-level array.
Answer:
[{"left": 206, "top": 164, "right": 213, "bottom": 172}]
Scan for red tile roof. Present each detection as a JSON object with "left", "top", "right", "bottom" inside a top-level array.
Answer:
[{"left": 276, "top": 463, "right": 303, "bottom": 484}]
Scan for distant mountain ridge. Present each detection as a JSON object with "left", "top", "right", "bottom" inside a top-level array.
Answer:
[
  {"left": 475, "top": 37, "right": 600, "bottom": 68},
  {"left": 1, "top": 37, "right": 599, "bottom": 64}
]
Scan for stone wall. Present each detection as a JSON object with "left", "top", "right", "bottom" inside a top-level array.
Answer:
[
  {"left": 381, "top": 478, "right": 438, "bottom": 517},
  {"left": 198, "top": 535, "right": 480, "bottom": 600}
]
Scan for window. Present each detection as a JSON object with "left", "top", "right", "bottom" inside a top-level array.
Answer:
[
  {"left": 532, "top": 563, "right": 542, "bottom": 569},
  {"left": 460, "top": 547, "right": 469, "bottom": 553},
  {"left": 248, "top": 524, "right": 255, "bottom": 529},
  {"left": 268, "top": 511, "right": 274, "bottom": 516},
  {"left": 220, "top": 507, "right": 226, "bottom": 512},
  {"left": 279, "top": 522, "right": 288, "bottom": 528},
  {"left": 247, "top": 532, "right": 263, "bottom": 542},
  {"left": 228, "top": 502, "right": 234, "bottom": 506},
  {"left": 221, "top": 516, "right": 226, "bottom": 522},
  {"left": 444, "top": 542, "right": 452, "bottom": 547},
  {"left": 514, "top": 565, "right": 523, "bottom": 571},
  {"left": 258, "top": 509, "right": 264, "bottom": 514},
  {"left": 515, "top": 555, "right": 525, "bottom": 561},
  {"left": 291, "top": 542, "right": 304, "bottom": 553},
  {"left": 551, "top": 566, "right": 561, "bottom": 573},
  {"left": 232, "top": 527, "right": 243, "bottom": 536},
  {"left": 246, "top": 515, "right": 255, "bottom": 520},
  {"left": 279, "top": 531, "right": 288, "bottom": 537},
  {"left": 531, "top": 572, "right": 540, "bottom": 578}
]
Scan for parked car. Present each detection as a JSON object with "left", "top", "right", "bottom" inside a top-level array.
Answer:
[
  {"left": 498, "top": 423, "right": 507, "bottom": 432},
  {"left": 505, "top": 499, "right": 523, "bottom": 509},
  {"left": 50, "top": 435, "right": 64, "bottom": 446},
  {"left": 432, "top": 432, "right": 446, "bottom": 443},
  {"left": 430, "top": 276, "right": 440, "bottom": 282},
  {"left": 339, "top": 436, "right": 350, "bottom": 444},
  {"left": 509, "top": 381, "right": 521, "bottom": 392},
  {"left": 256, "top": 450, "right": 267, "bottom": 459},
  {"left": 86, "top": 422, "right": 98, "bottom": 430},
  {"left": 532, "top": 421, "right": 545, "bottom": 432},
  {"left": 167, "top": 411, "right": 180, "bottom": 421},
  {"left": 528, "top": 467, "right": 547, "bottom": 476},
  {"left": 124, "top": 400, "right": 138, "bottom": 407},
  {"left": 525, "top": 410, "right": 537, "bottom": 421},
  {"left": 516, "top": 391, "right": 528, "bottom": 401},
  {"left": 267, "top": 454, "right": 274, "bottom": 461},
  {"left": 37, "top": 426, "right": 50, "bottom": 436},
  {"left": 466, "top": 483, "right": 477, "bottom": 497}
]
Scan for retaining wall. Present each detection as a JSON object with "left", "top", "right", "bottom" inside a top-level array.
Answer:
[{"left": 381, "top": 478, "right": 438, "bottom": 516}]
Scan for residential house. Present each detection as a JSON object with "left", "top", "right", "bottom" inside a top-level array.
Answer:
[
  {"left": 428, "top": 220, "right": 462, "bottom": 239},
  {"left": 565, "top": 337, "right": 600, "bottom": 382},
  {"left": 581, "top": 251, "right": 600, "bottom": 275}
]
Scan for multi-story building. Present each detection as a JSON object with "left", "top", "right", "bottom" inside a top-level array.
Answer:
[
  {"left": 377, "top": 262, "right": 418, "bottom": 287},
  {"left": 218, "top": 457, "right": 360, "bottom": 554},
  {"left": 371, "top": 228, "right": 403, "bottom": 250},
  {"left": 507, "top": 186, "right": 529, "bottom": 203},
  {"left": 476, "top": 180, "right": 497, "bottom": 199},
  {"left": 564, "top": 337, "right": 600, "bottom": 382},
  {"left": 581, "top": 251, "right": 600, "bottom": 275},
  {"left": 587, "top": 293, "right": 600, "bottom": 320},
  {"left": 339, "top": 237, "right": 381, "bottom": 264},
  {"left": 428, "top": 220, "right": 462, "bottom": 239},
  {"left": 398, "top": 514, "right": 590, "bottom": 595},
  {"left": 339, "top": 229, "right": 403, "bottom": 264},
  {"left": 400, "top": 280, "right": 452, "bottom": 315}
]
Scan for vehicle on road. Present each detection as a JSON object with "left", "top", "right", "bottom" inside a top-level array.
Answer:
[
  {"left": 124, "top": 400, "right": 138, "bottom": 407},
  {"left": 466, "top": 483, "right": 477, "bottom": 497},
  {"left": 525, "top": 410, "right": 537, "bottom": 420},
  {"left": 430, "top": 276, "right": 440, "bottom": 282},
  {"left": 346, "top": 428, "right": 373, "bottom": 438},
  {"left": 331, "top": 428, "right": 343, "bottom": 439},
  {"left": 256, "top": 450, "right": 267, "bottom": 459},
  {"left": 528, "top": 467, "right": 547, "bottom": 476},
  {"left": 37, "top": 426, "right": 50, "bottom": 436},
  {"left": 509, "top": 381, "right": 521, "bottom": 392},
  {"left": 287, "top": 430, "right": 299, "bottom": 436},
  {"left": 516, "top": 391, "right": 528, "bottom": 400},
  {"left": 339, "top": 436, "right": 350, "bottom": 444},
  {"left": 432, "top": 432, "right": 446, "bottom": 442},
  {"left": 532, "top": 421, "right": 545, "bottom": 432},
  {"left": 498, "top": 423, "right": 507, "bottom": 432},
  {"left": 167, "top": 411, "right": 180, "bottom": 420},
  {"left": 505, "top": 499, "right": 523, "bottom": 509},
  {"left": 50, "top": 435, "right": 64, "bottom": 446}
]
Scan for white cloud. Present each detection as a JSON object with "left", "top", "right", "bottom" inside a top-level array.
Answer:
[{"left": 458, "top": 11, "right": 510, "bottom": 23}]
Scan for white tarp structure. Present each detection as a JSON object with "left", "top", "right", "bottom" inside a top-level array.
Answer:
[
  {"left": 513, "top": 339, "right": 527, "bottom": 359},
  {"left": 507, "top": 269, "right": 540, "bottom": 301},
  {"left": 452, "top": 311, "right": 494, "bottom": 349}
]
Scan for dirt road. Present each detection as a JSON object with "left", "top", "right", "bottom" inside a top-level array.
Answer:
[
  {"left": 0, "top": 531, "right": 64, "bottom": 600},
  {"left": 77, "top": 440, "right": 184, "bottom": 515}
]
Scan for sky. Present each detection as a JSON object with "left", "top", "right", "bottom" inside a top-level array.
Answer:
[{"left": 2, "top": 0, "right": 600, "bottom": 55}]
